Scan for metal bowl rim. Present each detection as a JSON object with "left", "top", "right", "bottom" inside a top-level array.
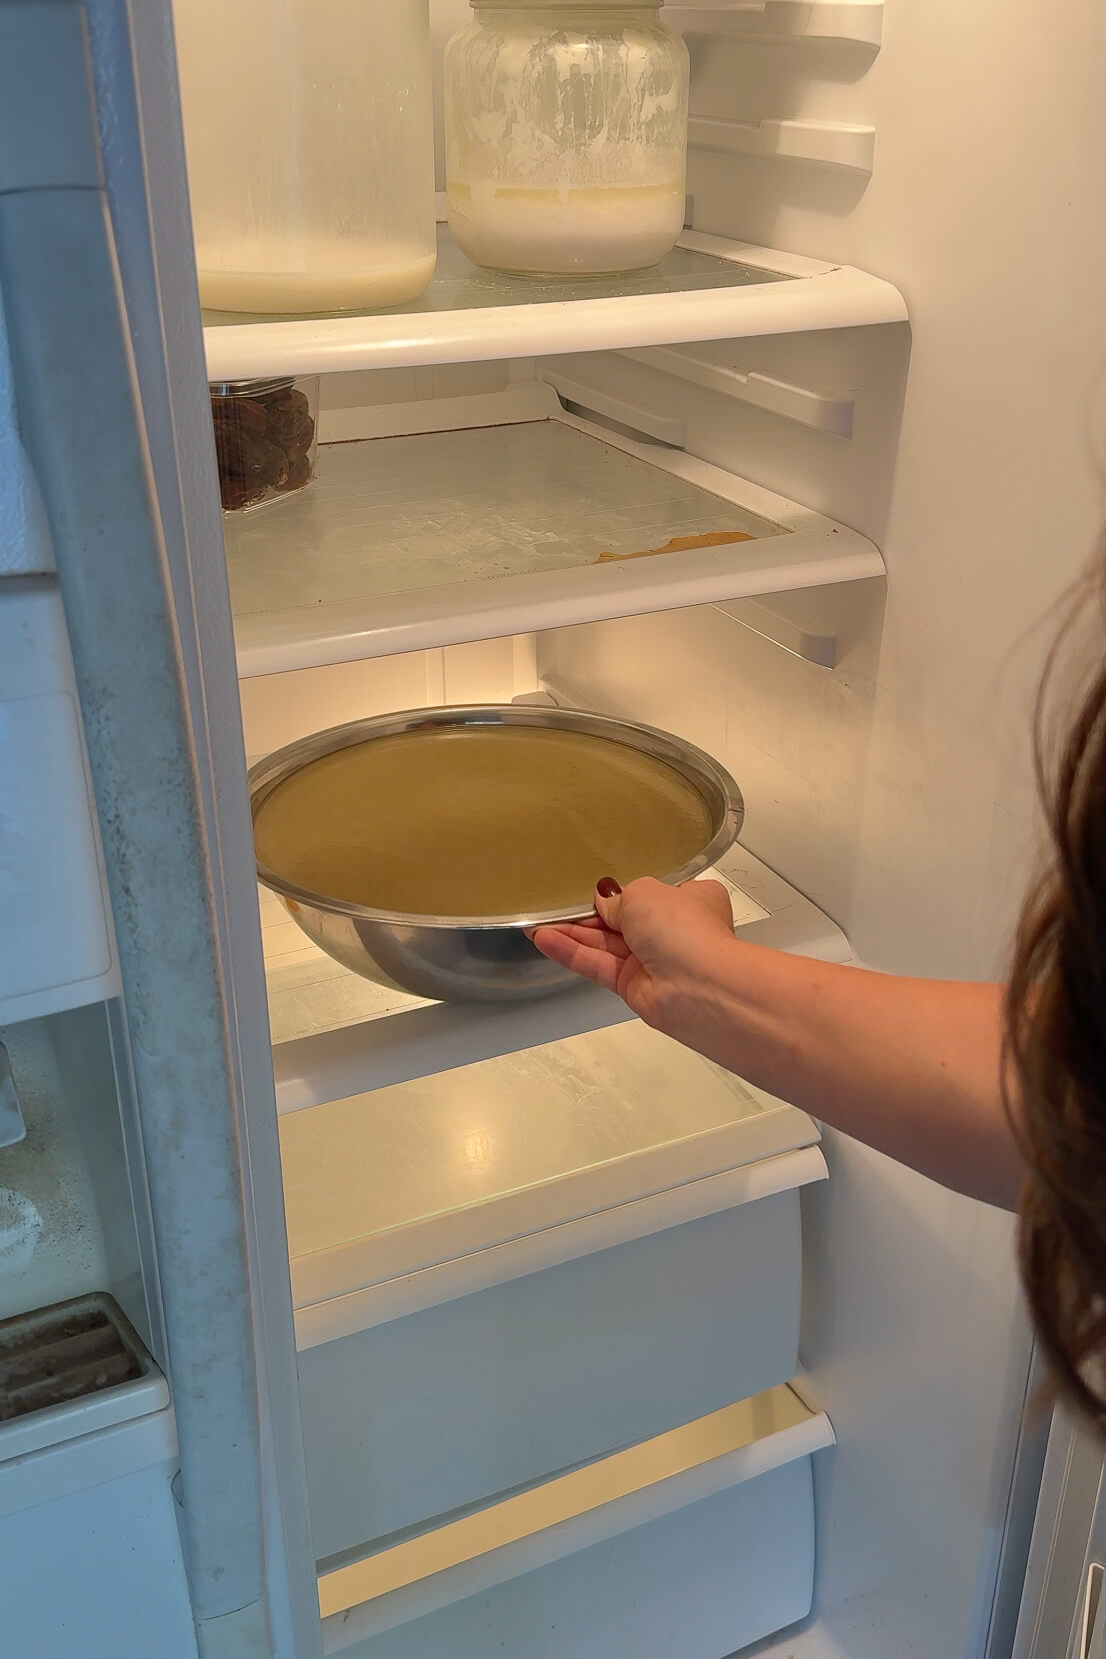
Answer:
[{"left": 248, "top": 703, "right": 744, "bottom": 931}]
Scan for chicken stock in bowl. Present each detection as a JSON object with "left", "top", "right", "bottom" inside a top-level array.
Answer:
[{"left": 249, "top": 704, "right": 743, "bottom": 1003}]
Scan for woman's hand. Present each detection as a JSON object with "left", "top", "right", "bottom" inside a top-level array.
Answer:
[
  {"left": 534, "top": 874, "right": 1023, "bottom": 1208},
  {"left": 531, "top": 876, "right": 741, "bottom": 1035}
]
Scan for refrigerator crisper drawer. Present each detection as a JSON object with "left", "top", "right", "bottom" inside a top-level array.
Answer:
[
  {"left": 343, "top": 1471, "right": 814, "bottom": 1659},
  {"left": 299, "top": 1184, "right": 808, "bottom": 1560},
  {"left": 321, "top": 1385, "right": 830, "bottom": 1659}
]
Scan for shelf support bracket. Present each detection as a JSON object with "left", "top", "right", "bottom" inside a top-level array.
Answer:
[
  {"left": 621, "top": 345, "right": 855, "bottom": 437},
  {"left": 539, "top": 368, "right": 687, "bottom": 447},
  {"left": 668, "top": 0, "right": 883, "bottom": 47},
  {"left": 688, "top": 115, "right": 875, "bottom": 174},
  {"left": 713, "top": 594, "right": 838, "bottom": 667}
]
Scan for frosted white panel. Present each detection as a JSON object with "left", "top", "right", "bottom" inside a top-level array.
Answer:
[
  {"left": 334, "top": 1458, "right": 816, "bottom": 1659},
  {"left": 299, "top": 1190, "right": 804, "bottom": 1557}
]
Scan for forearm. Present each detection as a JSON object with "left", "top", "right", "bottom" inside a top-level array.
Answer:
[{"left": 663, "top": 942, "right": 1023, "bottom": 1209}]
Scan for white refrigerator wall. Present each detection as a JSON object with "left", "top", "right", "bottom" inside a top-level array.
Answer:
[{"left": 531, "top": 1, "right": 1106, "bottom": 1655}]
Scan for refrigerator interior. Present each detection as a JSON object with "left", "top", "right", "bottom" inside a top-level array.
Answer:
[
  {"left": 202, "top": 0, "right": 1106, "bottom": 1649},
  {"left": 231, "top": 375, "right": 1026, "bottom": 1657},
  {"left": 232, "top": 0, "right": 1106, "bottom": 1641},
  {"left": 4, "top": 0, "right": 1106, "bottom": 1652},
  {"left": 237, "top": 630, "right": 839, "bottom": 1656}
]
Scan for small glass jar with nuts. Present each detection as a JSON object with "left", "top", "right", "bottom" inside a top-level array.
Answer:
[{"left": 209, "top": 376, "right": 319, "bottom": 512}]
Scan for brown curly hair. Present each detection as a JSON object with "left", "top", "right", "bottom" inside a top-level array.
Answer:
[{"left": 1005, "top": 554, "right": 1106, "bottom": 1431}]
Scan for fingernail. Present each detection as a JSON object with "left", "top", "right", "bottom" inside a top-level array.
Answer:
[{"left": 596, "top": 876, "right": 622, "bottom": 899}]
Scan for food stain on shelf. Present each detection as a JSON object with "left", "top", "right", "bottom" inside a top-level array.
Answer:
[{"left": 596, "top": 530, "right": 756, "bottom": 564}]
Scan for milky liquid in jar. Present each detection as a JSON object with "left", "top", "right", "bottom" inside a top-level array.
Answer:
[
  {"left": 444, "top": 2, "right": 689, "bottom": 277},
  {"left": 197, "top": 240, "right": 439, "bottom": 315},
  {"left": 173, "top": 0, "right": 437, "bottom": 314}
]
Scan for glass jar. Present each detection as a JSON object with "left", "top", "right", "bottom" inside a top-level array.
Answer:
[
  {"left": 173, "top": 0, "right": 437, "bottom": 314},
  {"left": 443, "top": 1, "right": 689, "bottom": 277},
  {"left": 210, "top": 378, "right": 319, "bottom": 512}
]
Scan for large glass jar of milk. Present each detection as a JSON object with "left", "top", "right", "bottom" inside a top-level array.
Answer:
[
  {"left": 173, "top": 0, "right": 437, "bottom": 314},
  {"left": 444, "top": 2, "right": 689, "bottom": 276}
]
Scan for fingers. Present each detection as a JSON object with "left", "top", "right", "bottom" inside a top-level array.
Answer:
[
  {"left": 593, "top": 874, "right": 677, "bottom": 928},
  {"left": 537, "top": 922, "right": 632, "bottom": 957},
  {"left": 530, "top": 926, "right": 624, "bottom": 993},
  {"left": 532, "top": 875, "right": 733, "bottom": 996}
]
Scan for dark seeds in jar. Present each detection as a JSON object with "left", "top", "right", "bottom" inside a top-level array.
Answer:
[
  {"left": 275, "top": 454, "right": 312, "bottom": 494},
  {"left": 211, "top": 383, "right": 316, "bottom": 511}
]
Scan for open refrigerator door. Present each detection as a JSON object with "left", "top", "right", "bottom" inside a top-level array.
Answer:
[
  {"left": 0, "top": 3, "right": 320, "bottom": 1656},
  {"left": 1013, "top": 1409, "right": 1106, "bottom": 1659}
]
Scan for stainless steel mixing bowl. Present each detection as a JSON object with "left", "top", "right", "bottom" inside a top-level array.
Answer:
[{"left": 249, "top": 704, "right": 744, "bottom": 1003}]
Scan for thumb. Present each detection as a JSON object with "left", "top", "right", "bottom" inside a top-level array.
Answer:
[{"left": 594, "top": 875, "right": 623, "bottom": 931}]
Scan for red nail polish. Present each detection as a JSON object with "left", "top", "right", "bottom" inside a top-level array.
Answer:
[{"left": 596, "top": 876, "right": 622, "bottom": 898}]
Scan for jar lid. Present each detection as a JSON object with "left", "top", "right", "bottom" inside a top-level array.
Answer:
[{"left": 209, "top": 377, "right": 296, "bottom": 398}]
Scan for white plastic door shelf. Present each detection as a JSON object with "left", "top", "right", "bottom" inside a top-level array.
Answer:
[
  {"left": 228, "top": 384, "right": 884, "bottom": 676},
  {"left": 202, "top": 225, "right": 906, "bottom": 382}
]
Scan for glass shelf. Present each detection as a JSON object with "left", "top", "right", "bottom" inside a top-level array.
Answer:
[
  {"left": 227, "top": 388, "right": 884, "bottom": 677},
  {"left": 202, "top": 225, "right": 907, "bottom": 380},
  {"left": 279, "top": 1020, "right": 778, "bottom": 1270},
  {"left": 204, "top": 225, "right": 787, "bottom": 330},
  {"left": 265, "top": 836, "right": 837, "bottom": 1338},
  {"left": 263, "top": 839, "right": 852, "bottom": 1114}
]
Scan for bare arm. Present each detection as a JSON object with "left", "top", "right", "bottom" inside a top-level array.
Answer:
[{"left": 533, "top": 878, "right": 1022, "bottom": 1210}]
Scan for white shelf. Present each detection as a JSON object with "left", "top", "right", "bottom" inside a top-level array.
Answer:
[
  {"left": 669, "top": 0, "right": 883, "bottom": 46},
  {"left": 281, "top": 1003, "right": 823, "bottom": 1344},
  {"left": 317, "top": 1383, "right": 833, "bottom": 1650},
  {"left": 202, "top": 225, "right": 905, "bottom": 382},
  {"left": 228, "top": 385, "right": 884, "bottom": 677},
  {"left": 264, "top": 839, "right": 852, "bottom": 1117}
]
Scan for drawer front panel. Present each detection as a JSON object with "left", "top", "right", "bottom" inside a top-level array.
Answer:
[
  {"left": 341, "top": 1456, "right": 815, "bottom": 1659},
  {"left": 301, "top": 1189, "right": 802, "bottom": 1557}
]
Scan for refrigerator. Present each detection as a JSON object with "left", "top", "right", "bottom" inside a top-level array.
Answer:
[{"left": 0, "top": 0, "right": 1103, "bottom": 1655}]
